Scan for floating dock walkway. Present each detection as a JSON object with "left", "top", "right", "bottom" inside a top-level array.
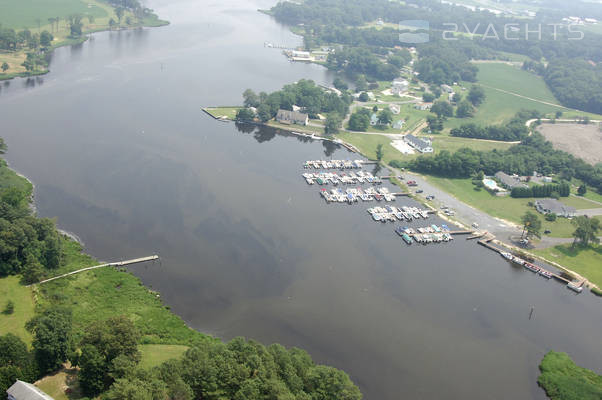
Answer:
[{"left": 32, "top": 255, "right": 160, "bottom": 286}]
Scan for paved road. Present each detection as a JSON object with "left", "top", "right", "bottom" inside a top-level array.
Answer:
[
  {"left": 388, "top": 168, "right": 522, "bottom": 240},
  {"left": 576, "top": 208, "right": 602, "bottom": 216}
]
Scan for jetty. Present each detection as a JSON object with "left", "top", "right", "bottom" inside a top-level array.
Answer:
[{"left": 32, "top": 255, "right": 159, "bottom": 286}]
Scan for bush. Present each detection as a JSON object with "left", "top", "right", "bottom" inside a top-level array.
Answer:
[
  {"left": 545, "top": 213, "right": 557, "bottom": 222},
  {"left": 3, "top": 300, "right": 14, "bottom": 315}
]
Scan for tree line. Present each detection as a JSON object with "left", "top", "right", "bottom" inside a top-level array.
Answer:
[
  {"left": 238, "top": 80, "right": 352, "bottom": 123},
  {"left": 397, "top": 133, "right": 602, "bottom": 192},
  {"left": 450, "top": 110, "right": 539, "bottom": 141},
  {"left": 1, "top": 312, "right": 362, "bottom": 400},
  {"left": 510, "top": 182, "right": 570, "bottom": 198}
]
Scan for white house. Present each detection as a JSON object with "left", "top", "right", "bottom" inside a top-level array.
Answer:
[
  {"left": 440, "top": 84, "right": 453, "bottom": 93},
  {"left": 391, "top": 78, "right": 409, "bottom": 95},
  {"left": 404, "top": 134, "right": 433, "bottom": 153},
  {"left": 7, "top": 381, "right": 55, "bottom": 400}
]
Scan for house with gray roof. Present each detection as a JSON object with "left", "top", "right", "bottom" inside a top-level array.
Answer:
[
  {"left": 7, "top": 380, "right": 54, "bottom": 400},
  {"left": 276, "top": 109, "right": 308, "bottom": 126},
  {"left": 404, "top": 134, "right": 433, "bottom": 153},
  {"left": 534, "top": 199, "right": 576, "bottom": 218},
  {"left": 494, "top": 171, "right": 528, "bottom": 190}
]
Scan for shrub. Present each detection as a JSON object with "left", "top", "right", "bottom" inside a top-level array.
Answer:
[
  {"left": 3, "top": 300, "right": 14, "bottom": 315},
  {"left": 545, "top": 213, "right": 557, "bottom": 222}
]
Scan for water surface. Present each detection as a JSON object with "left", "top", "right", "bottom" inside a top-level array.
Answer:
[{"left": 1, "top": 1, "right": 602, "bottom": 399}]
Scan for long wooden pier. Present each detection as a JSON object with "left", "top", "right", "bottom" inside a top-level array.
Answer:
[{"left": 31, "top": 255, "right": 159, "bottom": 286}]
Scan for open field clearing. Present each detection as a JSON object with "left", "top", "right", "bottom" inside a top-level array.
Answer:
[{"left": 537, "top": 123, "right": 602, "bottom": 165}]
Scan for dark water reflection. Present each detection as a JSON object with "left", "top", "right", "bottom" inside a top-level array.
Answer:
[{"left": 1, "top": 0, "right": 602, "bottom": 399}]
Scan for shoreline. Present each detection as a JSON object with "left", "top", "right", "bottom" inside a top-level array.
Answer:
[
  {"left": 0, "top": 16, "right": 169, "bottom": 82},
  {"left": 202, "top": 109, "right": 600, "bottom": 293}
]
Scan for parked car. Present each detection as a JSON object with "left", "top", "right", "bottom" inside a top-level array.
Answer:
[
  {"left": 544, "top": 229, "right": 551, "bottom": 234},
  {"left": 426, "top": 195, "right": 435, "bottom": 200},
  {"left": 415, "top": 189, "right": 424, "bottom": 193},
  {"left": 472, "top": 222, "right": 479, "bottom": 228}
]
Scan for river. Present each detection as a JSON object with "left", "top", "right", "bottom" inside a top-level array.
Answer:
[{"left": 1, "top": 0, "right": 602, "bottom": 398}]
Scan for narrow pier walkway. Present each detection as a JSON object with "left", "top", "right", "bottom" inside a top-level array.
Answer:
[{"left": 32, "top": 255, "right": 159, "bottom": 286}]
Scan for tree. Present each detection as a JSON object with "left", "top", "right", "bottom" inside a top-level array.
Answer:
[
  {"left": 68, "top": 14, "right": 83, "bottom": 37},
  {"left": 426, "top": 114, "right": 443, "bottom": 133},
  {"left": 235, "top": 108, "right": 255, "bottom": 122},
  {"left": 3, "top": 300, "right": 14, "bottom": 315},
  {"left": 26, "top": 307, "right": 73, "bottom": 373},
  {"left": 577, "top": 185, "right": 587, "bottom": 195},
  {"left": 422, "top": 92, "right": 435, "bottom": 102},
  {"left": 109, "top": 18, "right": 116, "bottom": 29},
  {"left": 376, "top": 144, "right": 384, "bottom": 161},
  {"left": 521, "top": 211, "right": 542, "bottom": 239},
  {"left": 115, "top": 7, "right": 125, "bottom": 24},
  {"left": 324, "top": 113, "right": 341, "bottom": 135},
  {"left": 358, "top": 92, "right": 369, "bottom": 102},
  {"left": 571, "top": 216, "right": 601, "bottom": 247},
  {"left": 467, "top": 85, "right": 486, "bottom": 106},
  {"left": 256, "top": 104, "right": 272, "bottom": 122},
  {"left": 0, "top": 334, "right": 36, "bottom": 392},
  {"left": 431, "top": 100, "right": 453, "bottom": 119},
  {"left": 242, "top": 89, "right": 260, "bottom": 108},
  {"left": 333, "top": 77, "right": 348, "bottom": 91},
  {"left": 456, "top": 100, "right": 474, "bottom": 118},
  {"left": 377, "top": 109, "right": 393, "bottom": 125},
  {"left": 79, "top": 345, "right": 106, "bottom": 397},
  {"left": 355, "top": 74, "right": 367, "bottom": 92},
  {"left": 81, "top": 316, "right": 140, "bottom": 364},
  {"left": 348, "top": 110, "right": 370, "bottom": 131},
  {"left": 88, "top": 15, "right": 96, "bottom": 24},
  {"left": 40, "top": 31, "right": 53, "bottom": 47},
  {"left": 1, "top": 62, "right": 8, "bottom": 73}
]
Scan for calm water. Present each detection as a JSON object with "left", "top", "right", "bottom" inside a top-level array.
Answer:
[{"left": 1, "top": 1, "right": 602, "bottom": 398}]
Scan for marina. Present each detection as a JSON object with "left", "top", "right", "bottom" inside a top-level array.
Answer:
[
  {"left": 303, "top": 171, "right": 383, "bottom": 185},
  {"left": 368, "top": 206, "right": 430, "bottom": 222},
  {"left": 320, "top": 186, "right": 399, "bottom": 203},
  {"left": 303, "top": 159, "right": 371, "bottom": 169},
  {"left": 395, "top": 224, "right": 455, "bottom": 245}
]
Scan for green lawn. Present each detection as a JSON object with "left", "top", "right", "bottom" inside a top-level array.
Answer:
[
  {"left": 425, "top": 176, "right": 600, "bottom": 238},
  {"left": 0, "top": 159, "right": 33, "bottom": 195},
  {"left": 338, "top": 132, "right": 399, "bottom": 163},
  {"left": 35, "top": 367, "right": 81, "bottom": 400},
  {"left": 444, "top": 63, "right": 602, "bottom": 130},
  {"left": 538, "top": 351, "right": 602, "bottom": 400},
  {"left": 533, "top": 245, "right": 602, "bottom": 288},
  {"left": 139, "top": 344, "right": 189, "bottom": 369},
  {"left": 0, "top": 0, "right": 107, "bottom": 29},
  {"left": 204, "top": 106, "right": 241, "bottom": 120},
  {"left": 37, "top": 240, "right": 203, "bottom": 345},
  {"left": 0, "top": 275, "right": 35, "bottom": 345},
  {"left": 561, "top": 195, "right": 601, "bottom": 210}
]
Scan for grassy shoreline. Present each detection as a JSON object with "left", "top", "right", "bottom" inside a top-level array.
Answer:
[{"left": 0, "top": 0, "right": 168, "bottom": 81}]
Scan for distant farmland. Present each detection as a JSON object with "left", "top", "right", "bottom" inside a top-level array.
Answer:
[{"left": 537, "top": 123, "right": 602, "bottom": 165}]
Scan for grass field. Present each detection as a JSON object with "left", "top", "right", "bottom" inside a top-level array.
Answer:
[
  {"left": 425, "top": 176, "right": 601, "bottom": 238},
  {"left": 139, "top": 344, "right": 189, "bottom": 369},
  {"left": 538, "top": 351, "right": 602, "bottom": 400},
  {"left": 0, "top": 0, "right": 107, "bottom": 29},
  {"left": 0, "top": 275, "right": 35, "bottom": 345},
  {"left": 0, "top": 159, "right": 34, "bottom": 194},
  {"left": 443, "top": 63, "right": 602, "bottom": 129},
  {"left": 35, "top": 366, "right": 81, "bottom": 400},
  {"left": 534, "top": 245, "right": 602, "bottom": 288},
  {"left": 560, "top": 195, "right": 601, "bottom": 210},
  {"left": 37, "top": 241, "right": 203, "bottom": 345},
  {"left": 204, "top": 106, "right": 241, "bottom": 120}
]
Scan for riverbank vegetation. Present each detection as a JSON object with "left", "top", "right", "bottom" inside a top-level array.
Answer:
[
  {"left": 0, "top": 140, "right": 363, "bottom": 398},
  {"left": 0, "top": 0, "right": 167, "bottom": 80},
  {"left": 534, "top": 245, "right": 602, "bottom": 288},
  {"left": 538, "top": 351, "right": 602, "bottom": 400}
]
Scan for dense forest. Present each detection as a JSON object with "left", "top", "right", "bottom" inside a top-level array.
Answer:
[
  {"left": 1, "top": 314, "right": 361, "bottom": 399},
  {"left": 399, "top": 133, "right": 602, "bottom": 191}
]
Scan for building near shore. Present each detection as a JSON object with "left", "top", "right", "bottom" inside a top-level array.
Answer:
[
  {"left": 534, "top": 199, "right": 576, "bottom": 218},
  {"left": 404, "top": 134, "right": 433, "bottom": 153},
  {"left": 276, "top": 109, "right": 309, "bottom": 126},
  {"left": 7, "top": 380, "right": 55, "bottom": 400}
]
